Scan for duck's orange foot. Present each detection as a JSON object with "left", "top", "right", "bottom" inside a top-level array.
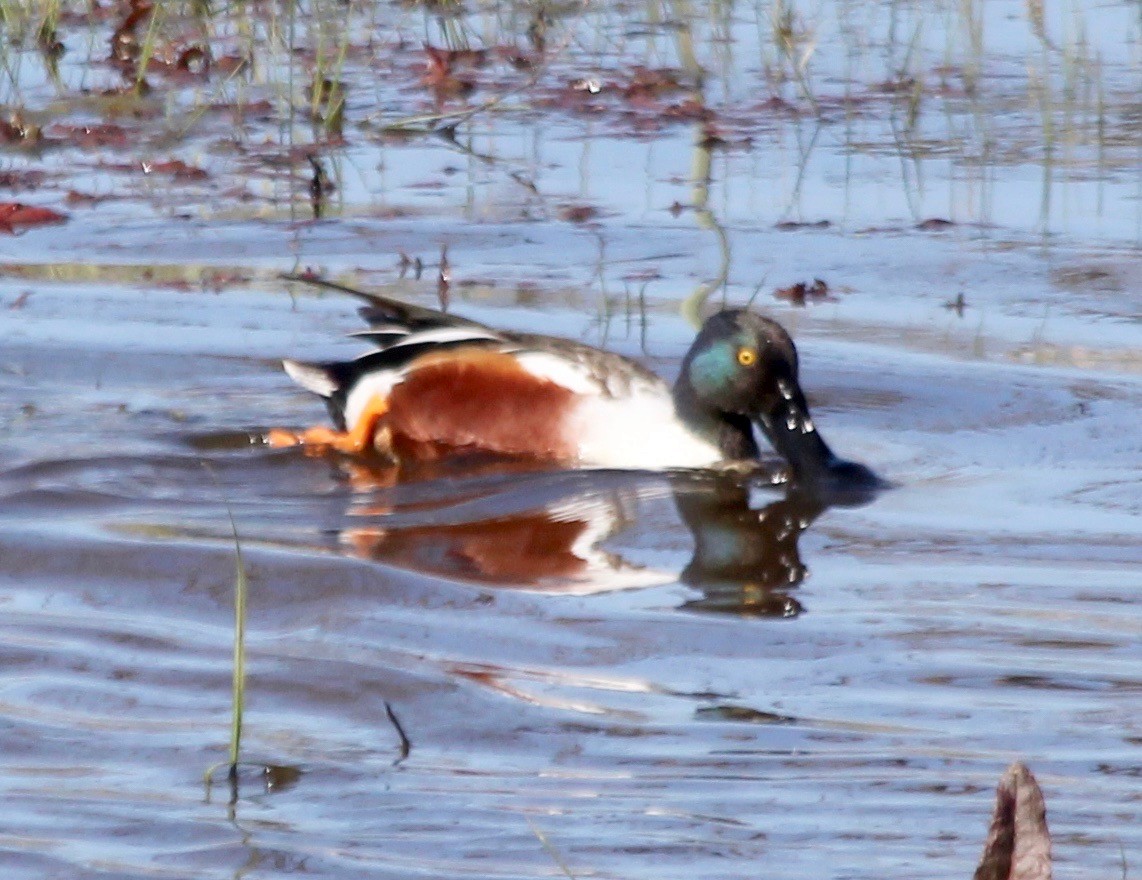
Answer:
[
  {"left": 265, "top": 425, "right": 371, "bottom": 454},
  {"left": 266, "top": 397, "right": 390, "bottom": 456},
  {"left": 266, "top": 427, "right": 303, "bottom": 448}
]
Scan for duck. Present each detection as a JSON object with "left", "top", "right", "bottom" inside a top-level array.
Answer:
[{"left": 268, "top": 274, "right": 882, "bottom": 496}]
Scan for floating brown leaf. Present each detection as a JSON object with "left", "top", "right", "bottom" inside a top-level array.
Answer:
[
  {"left": 0, "top": 170, "right": 47, "bottom": 190},
  {"left": 0, "top": 202, "right": 68, "bottom": 232},
  {"left": 143, "top": 160, "right": 208, "bottom": 180},
  {"left": 497, "top": 46, "right": 536, "bottom": 70},
  {"left": 774, "top": 278, "right": 831, "bottom": 306},
  {"left": 110, "top": 0, "right": 153, "bottom": 66},
  {"left": 52, "top": 122, "right": 130, "bottom": 148},
  {"left": 662, "top": 99, "right": 714, "bottom": 122},
  {"left": 0, "top": 112, "right": 43, "bottom": 146},
  {"left": 775, "top": 219, "right": 831, "bottom": 230},
  {"left": 974, "top": 762, "right": 1052, "bottom": 880},
  {"left": 65, "top": 190, "right": 114, "bottom": 205},
  {"left": 874, "top": 76, "right": 918, "bottom": 94},
  {"left": 622, "top": 66, "right": 684, "bottom": 103},
  {"left": 422, "top": 45, "right": 480, "bottom": 99},
  {"left": 558, "top": 204, "right": 599, "bottom": 224},
  {"left": 213, "top": 55, "right": 249, "bottom": 76},
  {"left": 176, "top": 44, "right": 210, "bottom": 75},
  {"left": 757, "top": 95, "right": 799, "bottom": 114}
]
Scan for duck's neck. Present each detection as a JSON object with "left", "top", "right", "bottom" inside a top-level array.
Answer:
[{"left": 672, "top": 375, "right": 759, "bottom": 460}]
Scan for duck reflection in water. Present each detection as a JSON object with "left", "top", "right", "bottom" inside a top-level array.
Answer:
[
  {"left": 327, "top": 457, "right": 876, "bottom": 616},
  {"left": 672, "top": 474, "right": 834, "bottom": 618}
]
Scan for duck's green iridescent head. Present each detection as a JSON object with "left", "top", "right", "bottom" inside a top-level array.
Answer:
[
  {"left": 683, "top": 310, "right": 799, "bottom": 416},
  {"left": 679, "top": 310, "right": 882, "bottom": 499}
]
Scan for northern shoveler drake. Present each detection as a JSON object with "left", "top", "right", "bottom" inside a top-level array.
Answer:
[{"left": 269, "top": 274, "right": 881, "bottom": 494}]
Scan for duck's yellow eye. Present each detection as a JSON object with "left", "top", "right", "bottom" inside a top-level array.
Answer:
[{"left": 737, "top": 348, "right": 757, "bottom": 366}]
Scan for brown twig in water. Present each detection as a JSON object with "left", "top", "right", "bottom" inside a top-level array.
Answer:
[{"left": 384, "top": 701, "right": 411, "bottom": 765}]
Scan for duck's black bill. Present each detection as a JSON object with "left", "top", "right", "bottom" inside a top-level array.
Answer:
[{"left": 754, "top": 378, "right": 886, "bottom": 505}]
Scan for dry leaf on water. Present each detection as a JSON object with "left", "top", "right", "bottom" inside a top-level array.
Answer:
[
  {"left": 0, "top": 202, "right": 68, "bottom": 233},
  {"left": 774, "top": 278, "right": 831, "bottom": 306},
  {"left": 974, "top": 762, "right": 1052, "bottom": 880}
]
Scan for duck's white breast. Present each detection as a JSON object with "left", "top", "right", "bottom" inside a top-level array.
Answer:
[
  {"left": 512, "top": 348, "right": 724, "bottom": 470},
  {"left": 568, "top": 385, "right": 724, "bottom": 470}
]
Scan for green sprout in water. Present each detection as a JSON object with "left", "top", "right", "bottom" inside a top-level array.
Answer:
[{"left": 204, "top": 500, "right": 248, "bottom": 792}]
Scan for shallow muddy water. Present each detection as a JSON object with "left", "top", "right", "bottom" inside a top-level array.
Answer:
[{"left": 1, "top": 0, "right": 1140, "bottom": 878}]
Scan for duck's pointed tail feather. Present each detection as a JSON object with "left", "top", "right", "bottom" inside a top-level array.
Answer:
[
  {"left": 280, "top": 272, "right": 488, "bottom": 332},
  {"left": 282, "top": 359, "right": 339, "bottom": 397},
  {"left": 281, "top": 358, "right": 357, "bottom": 430}
]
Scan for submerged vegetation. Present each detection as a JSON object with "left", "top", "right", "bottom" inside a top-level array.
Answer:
[{"left": 0, "top": 0, "right": 1135, "bottom": 236}]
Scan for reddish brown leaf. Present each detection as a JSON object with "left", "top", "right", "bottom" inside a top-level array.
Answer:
[
  {"left": 622, "top": 66, "right": 684, "bottom": 102},
  {"left": 0, "top": 113, "right": 42, "bottom": 145},
  {"left": 423, "top": 45, "right": 478, "bottom": 99},
  {"left": 143, "top": 160, "right": 208, "bottom": 180},
  {"left": 558, "top": 204, "right": 599, "bottom": 224},
  {"left": 65, "top": 190, "right": 114, "bottom": 205},
  {"left": 539, "top": 81, "right": 603, "bottom": 113},
  {"left": 775, "top": 219, "right": 831, "bottom": 230},
  {"left": 621, "top": 268, "right": 662, "bottom": 282},
  {"left": 974, "top": 762, "right": 1052, "bottom": 880},
  {"left": 0, "top": 170, "right": 48, "bottom": 190},
  {"left": 662, "top": 99, "right": 715, "bottom": 121},
  {"left": 757, "top": 96, "right": 800, "bottom": 114},
  {"left": 917, "top": 217, "right": 955, "bottom": 230},
  {"left": 774, "top": 278, "right": 831, "bottom": 306},
  {"left": 497, "top": 46, "right": 536, "bottom": 70},
  {"left": 176, "top": 44, "right": 210, "bottom": 74},
  {"left": 213, "top": 55, "right": 249, "bottom": 76},
  {"left": 121, "top": 0, "right": 154, "bottom": 34},
  {"left": 873, "top": 76, "right": 918, "bottom": 94},
  {"left": 51, "top": 122, "right": 130, "bottom": 148},
  {"left": 0, "top": 202, "right": 68, "bottom": 232}
]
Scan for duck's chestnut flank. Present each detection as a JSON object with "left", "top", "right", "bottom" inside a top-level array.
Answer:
[{"left": 384, "top": 349, "right": 579, "bottom": 460}]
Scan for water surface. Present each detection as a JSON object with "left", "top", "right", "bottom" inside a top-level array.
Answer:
[{"left": 0, "top": 0, "right": 1139, "bottom": 877}]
